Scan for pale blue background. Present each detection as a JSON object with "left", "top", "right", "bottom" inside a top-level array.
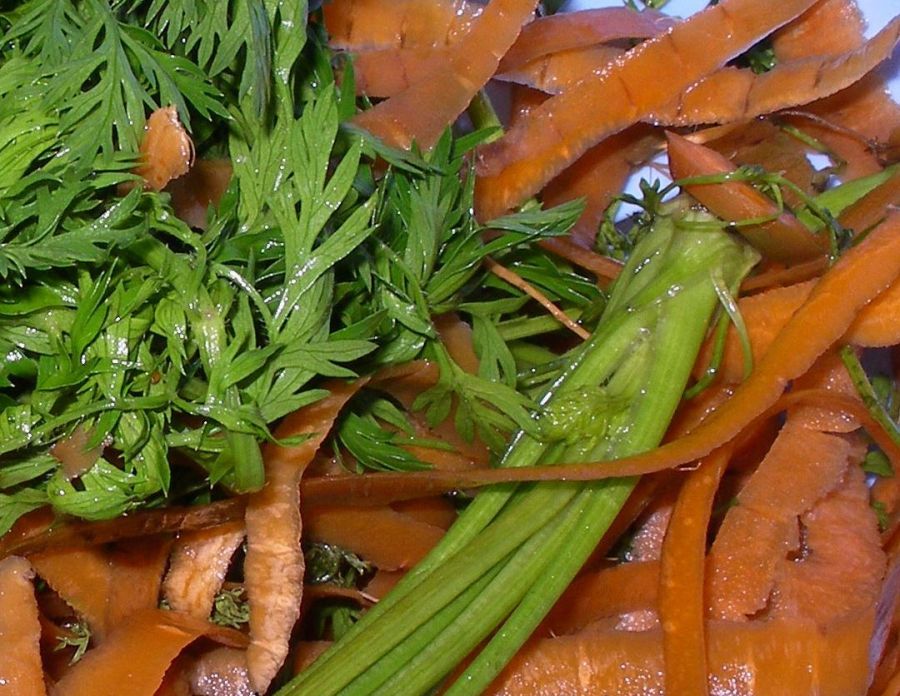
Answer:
[{"left": 567, "top": 0, "right": 899, "bottom": 99}]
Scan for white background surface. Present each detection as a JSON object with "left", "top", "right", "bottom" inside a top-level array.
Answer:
[{"left": 567, "top": 0, "right": 899, "bottom": 99}]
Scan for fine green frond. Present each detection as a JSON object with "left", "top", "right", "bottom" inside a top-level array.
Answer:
[{"left": 3, "top": 0, "right": 226, "bottom": 163}]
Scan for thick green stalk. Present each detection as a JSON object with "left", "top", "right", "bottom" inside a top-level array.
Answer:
[
  {"left": 447, "top": 272, "right": 729, "bottom": 693},
  {"left": 279, "top": 212, "right": 757, "bottom": 696}
]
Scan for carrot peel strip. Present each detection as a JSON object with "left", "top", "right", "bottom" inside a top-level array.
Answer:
[
  {"left": 243, "top": 380, "right": 363, "bottom": 693},
  {"left": 666, "top": 130, "right": 827, "bottom": 262},
  {"left": 52, "top": 609, "right": 246, "bottom": 696},
  {"left": 659, "top": 446, "right": 731, "bottom": 694},
  {"left": 0, "top": 556, "right": 45, "bottom": 696},
  {"left": 474, "top": 0, "right": 821, "bottom": 219}
]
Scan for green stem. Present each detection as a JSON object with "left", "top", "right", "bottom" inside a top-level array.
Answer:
[{"left": 278, "top": 213, "right": 757, "bottom": 696}]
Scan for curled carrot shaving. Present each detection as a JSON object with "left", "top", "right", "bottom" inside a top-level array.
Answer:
[
  {"left": 137, "top": 106, "right": 194, "bottom": 192},
  {"left": 769, "top": 465, "right": 886, "bottom": 626},
  {"left": 163, "top": 521, "right": 245, "bottom": 618},
  {"left": 497, "top": 7, "right": 673, "bottom": 73},
  {"left": 707, "top": 420, "right": 851, "bottom": 620},
  {"left": 473, "top": 0, "right": 820, "bottom": 220},
  {"left": 0, "top": 556, "right": 44, "bottom": 696},
  {"left": 243, "top": 380, "right": 362, "bottom": 693},
  {"left": 771, "top": 0, "right": 865, "bottom": 61},
  {"left": 344, "top": 7, "right": 668, "bottom": 99},
  {"left": 350, "top": 0, "right": 538, "bottom": 151}
]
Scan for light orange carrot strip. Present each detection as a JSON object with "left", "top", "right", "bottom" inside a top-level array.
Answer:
[
  {"left": 707, "top": 421, "right": 850, "bottom": 621},
  {"left": 659, "top": 445, "right": 730, "bottom": 695},
  {"left": 137, "top": 106, "right": 193, "bottom": 191},
  {"left": 323, "top": 0, "right": 481, "bottom": 51},
  {"left": 350, "top": 0, "right": 538, "bottom": 151},
  {"left": 243, "top": 380, "right": 362, "bottom": 693},
  {"left": 497, "top": 7, "right": 673, "bottom": 71},
  {"left": 474, "top": 0, "right": 820, "bottom": 220},
  {"left": 0, "top": 556, "right": 45, "bottom": 696},
  {"left": 491, "top": 612, "right": 878, "bottom": 695},
  {"left": 52, "top": 609, "right": 246, "bottom": 696},
  {"left": 346, "top": 7, "right": 666, "bottom": 98},
  {"left": 163, "top": 521, "right": 245, "bottom": 618},
  {"left": 495, "top": 45, "right": 624, "bottom": 95},
  {"left": 666, "top": 130, "right": 827, "bottom": 262},
  {"left": 652, "top": 18, "right": 900, "bottom": 128},
  {"left": 771, "top": 0, "right": 864, "bottom": 61},
  {"left": 769, "top": 465, "right": 886, "bottom": 625}
]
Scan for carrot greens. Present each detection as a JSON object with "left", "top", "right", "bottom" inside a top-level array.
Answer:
[{"left": 0, "top": 2, "right": 588, "bottom": 534}]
